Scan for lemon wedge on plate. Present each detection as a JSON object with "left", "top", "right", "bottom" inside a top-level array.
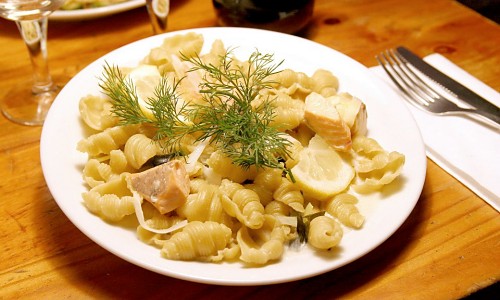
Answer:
[
  {"left": 126, "top": 64, "right": 162, "bottom": 119},
  {"left": 291, "top": 134, "right": 355, "bottom": 200}
]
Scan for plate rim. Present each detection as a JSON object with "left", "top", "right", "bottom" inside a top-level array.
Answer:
[
  {"left": 40, "top": 27, "right": 427, "bottom": 286},
  {"left": 50, "top": 0, "right": 145, "bottom": 21}
]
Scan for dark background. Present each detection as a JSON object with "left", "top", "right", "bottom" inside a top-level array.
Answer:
[{"left": 458, "top": 0, "right": 500, "bottom": 23}]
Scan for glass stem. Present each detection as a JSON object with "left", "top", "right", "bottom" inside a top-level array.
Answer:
[
  {"left": 15, "top": 17, "right": 54, "bottom": 94},
  {"left": 146, "top": 0, "right": 169, "bottom": 34}
]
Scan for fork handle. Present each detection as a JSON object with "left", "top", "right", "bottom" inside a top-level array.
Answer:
[
  {"left": 473, "top": 109, "right": 500, "bottom": 126},
  {"left": 466, "top": 108, "right": 500, "bottom": 128}
]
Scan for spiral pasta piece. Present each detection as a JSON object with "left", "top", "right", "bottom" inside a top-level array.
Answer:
[
  {"left": 253, "top": 167, "right": 283, "bottom": 192},
  {"left": 176, "top": 179, "right": 233, "bottom": 227},
  {"left": 244, "top": 183, "right": 273, "bottom": 206},
  {"left": 268, "top": 68, "right": 313, "bottom": 100},
  {"left": 352, "top": 136, "right": 405, "bottom": 193},
  {"left": 89, "top": 172, "right": 133, "bottom": 197},
  {"left": 257, "top": 89, "right": 304, "bottom": 131},
  {"left": 206, "top": 150, "right": 257, "bottom": 183},
  {"left": 244, "top": 167, "right": 283, "bottom": 206},
  {"left": 237, "top": 215, "right": 286, "bottom": 265},
  {"left": 323, "top": 193, "right": 364, "bottom": 228},
  {"left": 289, "top": 123, "right": 315, "bottom": 148},
  {"left": 199, "top": 38, "right": 226, "bottom": 69},
  {"left": 109, "top": 149, "right": 132, "bottom": 174},
  {"left": 264, "top": 200, "right": 290, "bottom": 216},
  {"left": 83, "top": 192, "right": 136, "bottom": 222},
  {"left": 161, "top": 221, "right": 232, "bottom": 261},
  {"left": 218, "top": 179, "right": 242, "bottom": 197},
  {"left": 77, "top": 124, "right": 140, "bottom": 156},
  {"left": 79, "top": 94, "right": 118, "bottom": 131},
  {"left": 189, "top": 177, "right": 208, "bottom": 193},
  {"left": 82, "top": 159, "right": 114, "bottom": 188},
  {"left": 220, "top": 179, "right": 265, "bottom": 229},
  {"left": 82, "top": 173, "right": 135, "bottom": 221},
  {"left": 275, "top": 93, "right": 304, "bottom": 131},
  {"left": 142, "top": 32, "right": 204, "bottom": 73},
  {"left": 311, "top": 69, "right": 339, "bottom": 97},
  {"left": 269, "top": 69, "right": 305, "bottom": 89},
  {"left": 352, "top": 134, "right": 384, "bottom": 156},
  {"left": 308, "top": 216, "right": 343, "bottom": 250},
  {"left": 123, "top": 133, "right": 158, "bottom": 169},
  {"left": 273, "top": 177, "right": 305, "bottom": 212}
]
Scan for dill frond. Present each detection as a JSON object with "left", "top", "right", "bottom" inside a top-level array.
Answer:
[
  {"left": 183, "top": 49, "right": 291, "bottom": 170},
  {"left": 99, "top": 62, "right": 152, "bottom": 125},
  {"left": 99, "top": 63, "right": 191, "bottom": 152},
  {"left": 149, "top": 76, "right": 191, "bottom": 145},
  {"left": 100, "top": 48, "right": 293, "bottom": 172}
]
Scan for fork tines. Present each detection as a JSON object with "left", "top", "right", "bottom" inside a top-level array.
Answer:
[
  {"left": 376, "top": 48, "right": 500, "bottom": 127},
  {"left": 376, "top": 49, "right": 442, "bottom": 108}
]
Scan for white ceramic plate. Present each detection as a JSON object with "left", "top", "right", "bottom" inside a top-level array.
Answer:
[
  {"left": 40, "top": 27, "right": 426, "bottom": 286},
  {"left": 50, "top": 0, "right": 144, "bottom": 21}
]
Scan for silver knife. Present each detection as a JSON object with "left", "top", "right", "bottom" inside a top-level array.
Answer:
[{"left": 396, "top": 46, "right": 500, "bottom": 124}]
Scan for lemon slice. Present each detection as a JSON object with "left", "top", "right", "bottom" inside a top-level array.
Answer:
[
  {"left": 291, "top": 135, "right": 355, "bottom": 200},
  {"left": 127, "top": 65, "right": 162, "bottom": 119},
  {"left": 152, "top": 0, "right": 170, "bottom": 18}
]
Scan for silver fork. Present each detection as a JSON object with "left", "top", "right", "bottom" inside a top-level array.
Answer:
[{"left": 376, "top": 49, "right": 500, "bottom": 128}]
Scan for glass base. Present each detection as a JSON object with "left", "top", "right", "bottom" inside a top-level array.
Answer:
[{"left": 1, "top": 84, "right": 59, "bottom": 126}]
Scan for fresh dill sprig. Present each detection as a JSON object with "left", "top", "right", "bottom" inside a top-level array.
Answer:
[
  {"left": 148, "top": 76, "right": 190, "bottom": 144},
  {"left": 99, "top": 62, "right": 152, "bottom": 125},
  {"left": 183, "top": 49, "right": 291, "bottom": 170},
  {"left": 99, "top": 62, "right": 190, "bottom": 151},
  {"left": 99, "top": 49, "right": 293, "bottom": 172}
]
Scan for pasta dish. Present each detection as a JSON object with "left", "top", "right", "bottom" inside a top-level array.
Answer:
[{"left": 76, "top": 32, "right": 405, "bottom": 266}]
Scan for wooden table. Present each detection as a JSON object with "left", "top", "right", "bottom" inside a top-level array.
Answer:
[{"left": 1, "top": 0, "right": 499, "bottom": 298}]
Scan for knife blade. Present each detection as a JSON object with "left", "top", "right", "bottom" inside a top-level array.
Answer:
[{"left": 396, "top": 47, "right": 500, "bottom": 123}]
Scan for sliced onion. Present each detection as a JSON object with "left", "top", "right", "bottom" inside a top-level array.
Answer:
[
  {"left": 185, "top": 137, "right": 211, "bottom": 173},
  {"left": 132, "top": 194, "right": 187, "bottom": 234},
  {"left": 276, "top": 215, "right": 298, "bottom": 227}
]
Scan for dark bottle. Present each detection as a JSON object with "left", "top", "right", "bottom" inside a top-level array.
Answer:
[{"left": 212, "top": 0, "right": 315, "bottom": 34}]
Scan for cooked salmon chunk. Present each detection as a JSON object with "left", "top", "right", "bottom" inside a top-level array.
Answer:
[
  {"left": 127, "top": 160, "right": 190, "bottom": 214},
  {"left": 328, "top": 92, "right": 367, "bottom": 137},
  {"left": 304, "top": 92, "right": 353, "bottom": 151},
  {"left": 304, "top": 92, "right": 367, "bottom": 151}
]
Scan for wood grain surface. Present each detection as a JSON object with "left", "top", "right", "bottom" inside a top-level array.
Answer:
[{"left": 1, "top": 0, "right": 499, "bottom": 299}]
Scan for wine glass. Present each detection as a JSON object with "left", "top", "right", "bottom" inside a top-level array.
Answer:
[
  {"left": 0, "top": 0, "right": 64, "bottom": 126},
  {"left": 145, "top": 0, "right": 170, "bottom": 34}
]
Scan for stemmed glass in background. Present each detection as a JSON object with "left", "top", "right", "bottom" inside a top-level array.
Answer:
[
  {"left": 145, "top": 0, "right": 169, "bottom": 34},
  {"left": 0, "top": 0, "right": 169, "bottom": 126},
  {"left": 0, "top": 0, "right": 64, "bottom": 126}
]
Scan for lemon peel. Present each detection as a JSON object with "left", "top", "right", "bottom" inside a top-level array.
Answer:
[
  {"left": 126, "top": 64, "right": 162, "bottom": 119},
  {"left": 291, "top": 135, "right": 354, "bottom": 200}
]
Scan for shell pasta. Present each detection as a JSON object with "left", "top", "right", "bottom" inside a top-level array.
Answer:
[{"left": 77, "top": 32, "right": 405, "bottom": 265}]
